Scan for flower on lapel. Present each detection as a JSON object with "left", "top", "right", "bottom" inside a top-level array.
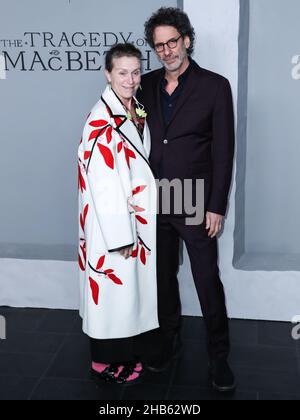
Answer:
[
  {"left": 133, "top": 97, "right": 147, "bottom": 118},
  {"left": 126, "top": 105, "right": 147, "bottom": 121}
]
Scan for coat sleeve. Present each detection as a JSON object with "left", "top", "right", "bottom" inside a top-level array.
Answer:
[
  {"left": 207, "top": 77, "right": 235, "bottom": 216},
  {"left": 82, "top": 110, "right": 135, "bottom": 252}
]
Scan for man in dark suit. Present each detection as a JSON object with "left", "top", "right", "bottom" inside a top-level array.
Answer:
[{"left": 137, "top": 7, "right": 235, "bottom": 392}]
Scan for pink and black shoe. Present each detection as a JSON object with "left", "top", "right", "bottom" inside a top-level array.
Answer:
[
  {"left": 91, "top": 362, "right": 122, "bottom": 383},
  {"left": 114, "top": 361, "right": 144, "bottom": 385}
]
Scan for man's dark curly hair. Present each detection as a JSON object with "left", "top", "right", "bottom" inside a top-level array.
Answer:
[{"left": 144, "top": 7, "right": 195, "bottom": 56}]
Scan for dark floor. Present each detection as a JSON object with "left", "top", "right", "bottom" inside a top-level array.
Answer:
[{"left": 0, "top": 306, "right": 299, "bottom": 400}]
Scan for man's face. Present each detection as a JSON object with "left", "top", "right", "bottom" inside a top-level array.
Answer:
[{"left": 153, "top": 25, "right": 190, "bottom": 72}]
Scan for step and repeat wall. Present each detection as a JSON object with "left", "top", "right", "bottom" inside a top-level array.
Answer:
[
  {"left": 234, "top": 0, "right": 300, "bottom": 271},
  {"left": 0, "top": 0, "right": 178, "bottom": 262},
  {"left": 1, "top": 0, "right": 300, "bottom": 319},
  {"left": 184, "top": 0, "right": 300, "bottom": 321}
]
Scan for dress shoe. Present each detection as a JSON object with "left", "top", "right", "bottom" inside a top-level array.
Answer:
[{"left": 209, "top": 358, "right": 236, "bottom": 392}]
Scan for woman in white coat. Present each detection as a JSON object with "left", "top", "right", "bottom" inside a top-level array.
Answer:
[{"left": 78, "top": 44, "right": 158, "bottom": 384}]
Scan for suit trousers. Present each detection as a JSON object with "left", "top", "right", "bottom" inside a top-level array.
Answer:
[{"left": 150, "top": 214, "right": 230, "bottom": 362}]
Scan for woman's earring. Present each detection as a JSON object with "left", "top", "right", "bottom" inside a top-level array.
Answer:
[{"left": 139, "top": 84, "right": 142, "bottom": 91}]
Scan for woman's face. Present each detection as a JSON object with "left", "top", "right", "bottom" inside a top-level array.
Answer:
[{"left": 105, "top": 56, "right": 141, "bottom": 103}]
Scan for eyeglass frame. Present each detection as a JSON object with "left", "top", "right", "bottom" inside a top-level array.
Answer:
[{"left": 154, "top": 35, "right": 183, "bottom": 53}]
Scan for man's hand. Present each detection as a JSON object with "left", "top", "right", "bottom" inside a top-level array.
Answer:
[
  {"left": 205, "top": 212, "right": 223, "bottom": 238},
  {"left": 119, "top": 245, "right": 134, "bottom": 259}
]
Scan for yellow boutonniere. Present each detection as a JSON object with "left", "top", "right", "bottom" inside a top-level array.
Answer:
[
  {"left": 135, "top": 108, "right": 147, "bottom": 118},
  {"left": 126, "top": 107, "right": 147, "bottom": 120}
]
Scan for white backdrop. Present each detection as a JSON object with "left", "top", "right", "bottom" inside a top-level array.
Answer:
[{"left": 182, "top": 0, "right": 300, "bottom": 321}]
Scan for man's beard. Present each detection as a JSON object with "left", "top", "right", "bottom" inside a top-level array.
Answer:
[{"left": 159, "top": 50, "right": 187, "bottom": 72}]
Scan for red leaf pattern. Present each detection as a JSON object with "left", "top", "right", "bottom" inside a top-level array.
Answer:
[
  {"left": 79, "top": 102, "right": 153, "bottom": 305},
  {"left": 96, "top": 255, "right": 105, "bottom": 270},
  {"left": 89, "top": 277, "right": 99, "bottom": 305},
  {"left": 84, "top": 151, "right": 91, "bottom": 160},
  {"left": 126, "top": 148, "right": 136, "bottom": 158},
  {"left": 124, "top": 145, "right": 136, "bottom": 168},
  {"left": 78, "top": 164, "right": 86, "bottom": 192},
  {"left": 83, "top": 204, "right": 89, "bottom": 221},
  {"left": 89, "top": 119, "right": 108, "bottom": 128},
  {"left": 117, "top": 141, "right": 123, "bottom": 153},
  {"left": 140, "top": 247, "right": 146, "bottom": 265},
  {"left": 107, "top": 273, "right": 123, "bottom": 285},
  {"left": 88, "top": 129, "right": 102, "bottom": 141},
  {"left": 136, "top": 215, "right": 148, "bottom": 225},
  {"left": 132, "top": 185, "right": 146, "bottom": 195},
  {"left": 106, "top": 126, "right": 113, "bottom": 143},
  {"left": 80, "top": 204, "right": 89, "bottom": 231},
  {"left": 97, "top": 143, "right": 114, "bottom": 169},
  {"left": 114, "top": 117, "right": 123, "bottom": 127},
  {"left": 124, "top": 148, "right": 130, "bottom": 168},
  {"left": 132, "top": 205, "right": 145, "bottom": 212},
  {"left": 131, "top": 247, "right": 138, "bottom": 258},
  {"left": 78, "top": 254, "right": 85, "bottom": 271},
  {"left": 80, "top": 214, "right": 84, "bottom": 231},
  {"left": 80, "top": 244, "right": 86, "bottom": 263},
  {"left": 130, "top": 239, "right": 150, "bottom": 266}
]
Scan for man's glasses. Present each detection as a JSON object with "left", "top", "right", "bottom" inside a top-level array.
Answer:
[{"left": 154, "top": 35, "right": 182, "bottom": 53}]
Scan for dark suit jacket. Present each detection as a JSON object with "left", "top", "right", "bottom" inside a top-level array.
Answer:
[{"left": 138, "top": 60, "right": 235, "bottom": 217}]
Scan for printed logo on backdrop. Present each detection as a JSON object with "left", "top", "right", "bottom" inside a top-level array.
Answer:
[
  {"left": 291, "top": 55, "right": 300, "bottom": 80},
  {"left": 0, "top": 53, "right": 6, "bottom": 79},
  {"left": 0, "top": 32, "right": 152, "bottom": 76},
  {"left": 291, "top": 315, "right": 300, "bottom": 340}
]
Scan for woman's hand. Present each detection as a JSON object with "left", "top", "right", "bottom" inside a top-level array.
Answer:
[{"left": 119, "top": 245, "right": 134, "bottom": 259}]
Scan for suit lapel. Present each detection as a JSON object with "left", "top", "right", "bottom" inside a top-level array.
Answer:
[{"left": 155, "top": 69, "right": 166, "bottom": 132}]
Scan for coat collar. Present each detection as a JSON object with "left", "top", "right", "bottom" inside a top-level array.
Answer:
[{"left": 101, "top": 85, "right": 150, "bottom": 162}]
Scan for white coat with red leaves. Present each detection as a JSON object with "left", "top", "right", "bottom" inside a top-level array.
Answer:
[{"left": 78, "top": 85, "right": 158, "bottom": 339}]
